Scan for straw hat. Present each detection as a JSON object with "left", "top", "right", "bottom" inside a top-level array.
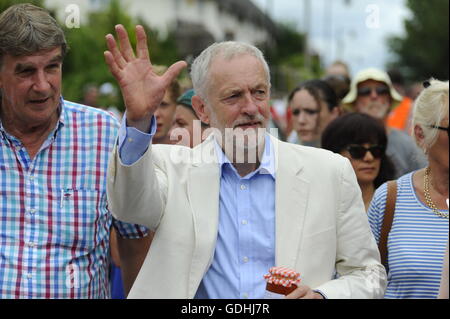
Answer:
[{"left": 342, "top": 68, "right": 403, "bottom": 111}]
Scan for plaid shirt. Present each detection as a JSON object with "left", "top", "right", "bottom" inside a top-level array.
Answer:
[{"left": 0, "top": 99, "right": 147, "bottom": 299}]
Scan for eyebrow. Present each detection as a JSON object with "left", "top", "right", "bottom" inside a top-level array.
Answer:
[
  {"left": 14, "top": 55, "right": 63, "bottom": 73},
  {"left": 222, "top": 83, "right": 268, "bottom": 95}
]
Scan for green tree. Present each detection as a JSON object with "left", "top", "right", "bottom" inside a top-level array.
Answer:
[
  {"left": 62, "top": 0, "right": 182, "bottom": 110},
  {"left": 387, "top": 0, "right": 449, "bottom": 81},
  {"left": 61, "top": 0, "right": 136, "bottom": 108},
  {"left": 264, "top": 22, "right": 322, "bottom": 96}
]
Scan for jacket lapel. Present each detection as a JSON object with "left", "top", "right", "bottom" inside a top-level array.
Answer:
[
  {"left": 186, "top": 137, "right": 221, "bottom": 298},
  {"left": 271, "top": 137, "right": 310, "bottom": 269}
]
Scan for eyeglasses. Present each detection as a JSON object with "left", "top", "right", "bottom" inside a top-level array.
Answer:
[
  {"left": 430, "top": 125, "right": 449, "bottom": 138},
  {"left": 357, "top": 86, "right": 390, "bottom": 97},
  {"left": 345, "top": 144, "right": 385, "bottom": 159},
  {"left": 291, "top": 108, "right": 319, "bottom": 117}
]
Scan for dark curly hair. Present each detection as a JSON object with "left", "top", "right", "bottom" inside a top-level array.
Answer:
[{"left": 321, "top": 112, "right": 396, "bottom": 187}]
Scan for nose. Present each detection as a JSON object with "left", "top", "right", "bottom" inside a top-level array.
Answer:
[
  {"left": 32, "top": 70, "right": 51, "bottom": 92},
  {"left": 241, "top": 92, "right": 259, "bottom": 116},
  {"left": 363, "top": 150, "right": 375, "bottom": 162},
  {"left": 298, "top": 110, "right": 308, "bottom": 124},
  {"left": 370, "top": 88, "right": 380, "bottom": 99}
]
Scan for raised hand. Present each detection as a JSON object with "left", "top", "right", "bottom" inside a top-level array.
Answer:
[{"left": 104, "top": 24, "right": 187, "bottom": 130}]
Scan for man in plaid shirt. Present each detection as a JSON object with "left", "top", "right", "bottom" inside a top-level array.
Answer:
[{"left": 0, "top": 4, "right": 148, "bottom": 298}]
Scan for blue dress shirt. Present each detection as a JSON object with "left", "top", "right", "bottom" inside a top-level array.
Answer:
[{"left": 119, "top": 114, "right": 276, "bottom": 299}]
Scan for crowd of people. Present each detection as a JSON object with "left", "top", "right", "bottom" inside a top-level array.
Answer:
[{"left": 0, "top": 4, "right": 448, "bottom": 299}]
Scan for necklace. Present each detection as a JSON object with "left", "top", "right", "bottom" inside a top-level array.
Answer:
[{"left": 423, "top": 167, "right": 449, "bottom": 219}]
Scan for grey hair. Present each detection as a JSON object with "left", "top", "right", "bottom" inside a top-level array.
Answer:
[
  {"left": 190, "top": 41, "right": 271, "bottom": 100},
  {"left": 412, "top": 79, "right": 449, "bottom": 148},
  {"left": 0, "top": 3, "right": 67, "bottom": 68}
]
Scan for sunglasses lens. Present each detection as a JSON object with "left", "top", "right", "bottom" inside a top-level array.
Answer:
[
  {"left": 369, "top": 146, "right": 384, "bottom": 158},
  {"left": 347, "top": 145, "right": 384, "bottom": 159},
  {"left": 357, "top": 87, "right": 390, "bottom": 96},
  {"left": 357, "top": 88, "right": 371, "bottom": 96},
  {"left": 376, "top": 87, "right": 390, "bottom": 95},
  {"left": 348, "top": 146, "right": 366, "bottom": 159}
]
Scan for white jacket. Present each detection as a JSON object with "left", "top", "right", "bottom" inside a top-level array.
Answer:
[{"left": 107, "top": 134, "right": 387, "bottom": 299}]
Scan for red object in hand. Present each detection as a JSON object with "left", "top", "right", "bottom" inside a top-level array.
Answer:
[{"left": 264, "top": 267, "right": 301, "bottom": 296}]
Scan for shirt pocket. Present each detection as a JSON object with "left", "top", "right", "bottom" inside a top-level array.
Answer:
[{"left": 55, "top": 188, "right": 110, "bottom": 253}]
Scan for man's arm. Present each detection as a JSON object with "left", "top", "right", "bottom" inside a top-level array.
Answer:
[
  {"left": 115, "top": 231, "right": 154, "bottom": 296},
  {"left": 105, "top": 25, "right": 185, "bottom": 229}
]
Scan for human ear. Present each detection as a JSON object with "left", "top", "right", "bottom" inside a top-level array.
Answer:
[
  {"left": 191, "top": 95, "right": 210, "bottom": 125},
  {"left": 413, "top": 124, "right": 427, "bottom": 153}
]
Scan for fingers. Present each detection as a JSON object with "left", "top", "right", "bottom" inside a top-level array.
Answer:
[
  {"left": 115, "top": 24, "right": 136, "bottom": 62},
  {"left": 163, "top": 61, "right": 188, "bottom": 87},
  {"left": 106, "top": 25, "right": 150, "bottom": 66},
  {"left": 104, "top": 51, "right": 121, "bottom": 80},
  {"left": 135, "top": 25, "right": 150, "bottom": 61},
  {"left": 105, "top": 33, "right": 127, "bottom": 69},
  {"left": 285, "top": 285, "right": 323, "bottom": 299},
  {"left": 285, "top": 285, "right": 310, "bottom": 299}
]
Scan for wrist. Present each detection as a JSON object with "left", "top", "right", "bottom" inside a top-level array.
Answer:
[{"left": 126, "top": 113, "right": 153, "bottom": 133}]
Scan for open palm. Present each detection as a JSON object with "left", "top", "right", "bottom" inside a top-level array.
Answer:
[{"left": 104, "top": 25, "right": 186, "bottom": 123}]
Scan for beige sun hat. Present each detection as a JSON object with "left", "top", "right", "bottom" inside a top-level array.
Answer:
[{"left": 342, "top": 68, "right": 403, "bottom": 111}]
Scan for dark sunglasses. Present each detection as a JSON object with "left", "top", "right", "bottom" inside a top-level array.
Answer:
[
  {"left": 345, "top": 144, "right": 385, "bottom": 159},
  {"left": 357, "top": 86, "right": 390, "bottom": 97},
  {"left": 430, "top": 125, "right": 449, "bottom": 138}
]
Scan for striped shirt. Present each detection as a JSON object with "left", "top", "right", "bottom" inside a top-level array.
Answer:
[
  {"left": 0, "top": 99, "right": 147, "bottom": 299},
  {"left": 368, "top": 172, "right": 449, "bottom": 298}
]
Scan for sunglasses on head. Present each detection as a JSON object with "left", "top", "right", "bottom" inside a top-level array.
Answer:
[
  {"left": 345, "top": 144, "right": 385, "bottom": 159},
  {"left": 357, "top": 86, "right": 390, "bottom": 97},
  {"left": 430, "top": 125, "right": 449, "bottom": 138}
]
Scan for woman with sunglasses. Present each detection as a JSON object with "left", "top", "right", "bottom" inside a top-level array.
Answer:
[
  {"left": 287, "top": 80, "right": 340, "bottom": 147},
  {"left": 321, "top": 113, "right": 396, "bottom": 211},
  {"left": 368, "top": 79, "right": 449, "bottom": 298}
]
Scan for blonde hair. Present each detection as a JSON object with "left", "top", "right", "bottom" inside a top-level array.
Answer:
[{"left": 412, "top": 79, "right": 449, "bottom": 148}]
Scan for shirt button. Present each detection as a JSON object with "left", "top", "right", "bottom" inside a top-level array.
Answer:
[
  {"left": 29, "top": 176, "right": 34, "bottom": 181},
  {"left": 241, "top": 219, "right": 248, "bottom": 225},
  {"left": 30, "top": 208, "right": 36, "bottom": 214},
  {"left": 27, "top": 242, "right": 36, "bottom": 248},
  {"left": 128, "top": 138, "right": 134, "bottom": 143},
  {"left": 243, "top": 256, "right": 249, "bottom": 263},
  {"left": 240, "top": 184, "right": 246, "bottom": 190},
  {"left": 242, "top": 293, "right": 249, "bottom": 299},
  {"left": 27, "top": 273, "right": 33, "bottom": 279}
]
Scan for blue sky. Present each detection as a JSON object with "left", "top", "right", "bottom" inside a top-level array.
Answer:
[{"left": 253, "top": 0, "right": 411, "bottom": 76}]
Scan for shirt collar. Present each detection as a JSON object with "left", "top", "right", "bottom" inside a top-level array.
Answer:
[
  {"left": 0, "top": 96, "right": 66, "bottom": 141},
  {"left": 212, "top": 133, "right": 276, "bottom": 179}
]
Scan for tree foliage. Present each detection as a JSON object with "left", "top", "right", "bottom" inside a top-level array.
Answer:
[
  {"left": 61, "top": 0, "right": 182, "bottom": 110},
  {"left": 387, "top": 0, "right": 449, "bottom": 81},
  {"left": 1, "top": 0, "right": 182, "bottom": 111},
  {"left": 264, "top": 22, "right": 322, "bottom": 96}
]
